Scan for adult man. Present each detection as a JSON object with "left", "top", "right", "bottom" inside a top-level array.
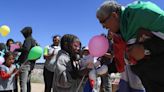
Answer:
[
  {"left": 16, "top": 27, "right": 37, "bottom": 92},
  {"left": 96, "top": 1, "right": 164, "bottom": 92},
  {"left": 43, "top": 35, "right": 61, "bottom": 92}
]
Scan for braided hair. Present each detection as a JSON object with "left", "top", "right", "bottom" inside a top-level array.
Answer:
[
  {"left": 60, "top": 34, "right": 82, "bottom": 79},
  {"left": 60, "top": 34, "right": 81, "bottom": 60}
]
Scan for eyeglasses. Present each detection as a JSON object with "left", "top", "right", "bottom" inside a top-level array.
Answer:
[{"left": 100, "top": 15, "right": 111, "bottom": 25}]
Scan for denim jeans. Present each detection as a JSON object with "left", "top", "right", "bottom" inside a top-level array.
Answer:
[
  {"left": 101, "top": 74, "right": 112, "bottom": 92},
  {"left": 19, "top": 62, "right": 35, "bottom": 92}
]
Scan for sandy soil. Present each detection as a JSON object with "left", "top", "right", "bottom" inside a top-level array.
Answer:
[
  {"left": 31, "top": 83, "right": 44, "bottom": 92},
  {"left": 18, "top": 83, "right": 45, "bottom": 92}
]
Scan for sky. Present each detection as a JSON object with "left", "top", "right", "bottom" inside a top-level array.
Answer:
[{"left": 0, "top": 0, "right": 163, "bottom": 63}]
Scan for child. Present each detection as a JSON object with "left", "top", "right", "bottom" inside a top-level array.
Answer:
[
  {"left": 53, "top": 34, "right": 92, "bottom": 92},
  {"left": 0, "top": 52, "right": 18, "bottom": 92}
]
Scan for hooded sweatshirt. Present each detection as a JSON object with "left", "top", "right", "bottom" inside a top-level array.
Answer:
[{"left": 16, "top": 27, "right": 37, "bottom": 65}]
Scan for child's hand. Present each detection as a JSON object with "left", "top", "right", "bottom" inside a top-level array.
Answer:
[{"left": 80, "top": 55, "right": 94, "bottom": 68}]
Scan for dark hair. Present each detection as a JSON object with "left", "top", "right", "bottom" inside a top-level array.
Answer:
[
  {"left": 60, "top": 34, "right": 80, "bottom": 53},
  {"left": 6, "top": 38, "right": 14, "bottom": 46},
  {"left": 53, "top": 35, "right": 61, "bottom": 39},
  {"left": 4, "top": 52, "right": 14, "bottom": 61},
  {"left": 61, "top": 34, "right": 81, "bottom": 59},
  {"left": 101, "top": 33, "right": 107, "bottom": 38},
  {"left": 61, "top": 34, "right": 82, "bottom": 79},
  {"left": 82, "top": 46, "right": 86, "bottom": 50}
]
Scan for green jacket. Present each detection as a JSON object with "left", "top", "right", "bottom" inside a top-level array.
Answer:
[{"left": 120, "top": 1, "right": 164, "bottom": 42}]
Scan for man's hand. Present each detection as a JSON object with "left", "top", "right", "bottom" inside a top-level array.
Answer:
[{"left": 104, "top": 53, "right": 113, "bottom": 59}]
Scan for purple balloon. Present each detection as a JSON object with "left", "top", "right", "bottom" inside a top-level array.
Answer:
[{"left": 88, "top": 35, "right": 109, "bottom": 57}]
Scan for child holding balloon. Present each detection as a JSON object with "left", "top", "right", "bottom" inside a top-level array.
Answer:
[
  {"left": 0, "top": 52, "right": 19, "bottom": 92},
  {"left": 53, "top": 34, "right": 95, "bottom": 92},
  {"left": 81, "top": 34, "right": 113, "bottom": 92}
]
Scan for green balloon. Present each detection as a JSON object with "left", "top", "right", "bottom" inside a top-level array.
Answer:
[{"left": 27, "top": 46, "right": 43, "bottom": 60}]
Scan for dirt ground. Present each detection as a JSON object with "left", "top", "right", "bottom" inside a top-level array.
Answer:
[
  {"left": 18, "top": 83, "right": 45, "bottom": 92},
  {"left": 31, "top": 83, "right": 44, "bottom": 92}
]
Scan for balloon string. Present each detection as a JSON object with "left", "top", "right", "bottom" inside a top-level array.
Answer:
[{"left": 76, "top": 73, "right": 86, "bottom": 92}]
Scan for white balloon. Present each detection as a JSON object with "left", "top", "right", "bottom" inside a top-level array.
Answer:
[
  {"left": 96, "top": 65, "right": 108, "bottom": 75},
  {"left": 0, "top": 56, "right": 5, "bottom": 64}
]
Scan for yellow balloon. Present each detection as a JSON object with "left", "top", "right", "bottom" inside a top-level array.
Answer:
[
  {"left": 0, "top": 28, "right": 2, "bottom": 33},
  {"left": 0, "top": 25, "right": 10, "bottom": 37}
]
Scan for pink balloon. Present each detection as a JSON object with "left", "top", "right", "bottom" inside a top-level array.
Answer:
[{"left": 88, "top": 35, "right": 109, "bottom": 57}]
